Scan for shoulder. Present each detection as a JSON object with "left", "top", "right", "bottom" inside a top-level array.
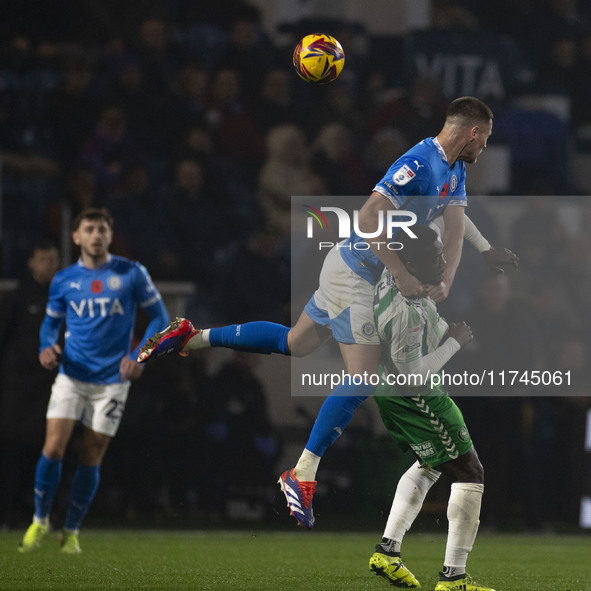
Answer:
[
  {"left": 51, "top": 264, "right": 78, "bottom": 287},
  {"left": 375, "top": 272, "right": 406, "bottom": 318},
  {"left": 109, "top": 255, "right": 134, "bottom": 270},
  {"left": 109, "top": 255, "right": 150, "bottom": 277}
]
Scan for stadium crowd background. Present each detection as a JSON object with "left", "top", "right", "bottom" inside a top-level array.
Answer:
[{"left": 1, "top": 0, "right": 591, "bottom": 531}]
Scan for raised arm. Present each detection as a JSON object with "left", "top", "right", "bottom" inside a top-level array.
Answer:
[
  {"left": 426, "top": 205, "right": 465, "bottom": 302},
  {"left": 358, "top": 192, "right": 424, "bottom": 297},
  {"left": 393, "top": 321, "right": 472, "bottom": 381}
]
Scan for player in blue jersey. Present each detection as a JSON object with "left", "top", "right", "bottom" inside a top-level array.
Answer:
[
  {"left": 138, "top": 97, "right": 518, "bottom": 528},
  {"left": 19, "top": 208, "right": 169, "bottom": 554}
]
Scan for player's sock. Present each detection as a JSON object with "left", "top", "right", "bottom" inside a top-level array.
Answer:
[
  {"left": 208, "top": 322, "right": 290, "bottom": 355},
  {"left": 293, "top": 449, "right": 321, "bottom": 481},
  {"left": 304, "top": 379, "right": 375, "bottom": 459},
  {"left": 442, "top": 482, "right": 484, "bottom": 577},
  {"left": 64, "top": 464, "right": 100, "bottom": 531},
  {"left": 382, "top": 461, "right": 441, "bottom": 548},
  {"left": 33, "top": 453, "right": 63, "bottom": 520}
]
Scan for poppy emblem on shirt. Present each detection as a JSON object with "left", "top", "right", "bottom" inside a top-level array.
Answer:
[{"left": 91, "top": 280, "right": 103, "bottom": 294}]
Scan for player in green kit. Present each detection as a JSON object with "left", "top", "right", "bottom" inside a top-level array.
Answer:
[{"left": 369, "top": 225, "right": 495, "bottom": 591}]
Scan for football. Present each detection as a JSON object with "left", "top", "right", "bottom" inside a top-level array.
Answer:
[{"left": 292, "top": 33, "right": 345, "bottom": 84}]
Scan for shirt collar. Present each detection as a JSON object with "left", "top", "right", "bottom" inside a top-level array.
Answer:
[{"left": 432, "top": 137, "right": 449, "bottom": 163}]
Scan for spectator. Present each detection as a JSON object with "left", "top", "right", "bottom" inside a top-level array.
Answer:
[
  {"left": 159, "top": 157, "right": 243, "bottom": 284},
  {"left": 80, "top": 106, "right": 143, "bottom": 196},
  {"left": 105, "top": 53, "right": 174, "bottom": 157},
  {"left": 253, "top": 68, "right": 302, "bottom": 132},
  {"left": 258, "top": 124, "right": 324, "bottom": 237},
  {"left": 49, "top": 54, "right": 102, "bottom": 167},
  {"left": 216, "top": 223, "right": 290, "bottom": 324},
  {"left": 310, "top": 122, "right": 370, "bottom": 195},
  {"left": 205, "top": 67, "right": 265, "bottom": 183},
  {"left": 216, "top": 7, "right": 268, "bottom": 103},
  {"left": 105, "top": 163, "right": 181, "bottom": 279},
  {"left": 369, "top": 76, "right": 448, "bottom": 147},
  {"left": 202, "top": 352, "right": 280, "bottom": 514},
  {"left": 134, "top": 18, "right": 181, "bottom": 94},
  {"left": 0, "top": 240, "right": 60, "bottom": 528}
]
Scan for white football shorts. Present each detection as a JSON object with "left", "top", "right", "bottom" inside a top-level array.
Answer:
[
  {"left": 46, "top": 373, "right": 130, "bottom": 437},
  {"left": 304, "top": 243, "right": 379, "bottom": 345}
]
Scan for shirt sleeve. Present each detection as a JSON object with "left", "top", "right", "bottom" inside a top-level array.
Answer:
[
  {"left": 40, "top": 276, "right": 65, "bottom": 352},
  {"left": 373, "top": 156, "right": 433, "bottom": 207},
  {"left": 130, "top": 263, "right": 170, "bottom": 359},
  {"left": 393, "top": 337, "right": 461, "bottom": 381},
  {"left": 386, "top": 300, "right": 461, "bottom": 380},
  {"left": 45, "top": 274, "right": 66, "bottom": 319}
]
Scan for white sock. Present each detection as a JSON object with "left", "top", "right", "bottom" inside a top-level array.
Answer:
[
  {"left": 383, "top": 461, "right": 441, "bottom": 545},
  {"left": 33, "top": 515, "right": 49, "bottom": 527},
  {"left": 185, "top": 328, "right": 211, "bottom": 350},
  {"left": 293, "top": 449, "right": 321, "bottom": 481},
  {"left": 443, "top": 482, "right": 484, "bottom": 575}
]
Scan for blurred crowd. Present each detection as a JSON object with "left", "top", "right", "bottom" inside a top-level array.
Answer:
[{"left": 1, "top": 0, "right": 591, "bottom": 530}]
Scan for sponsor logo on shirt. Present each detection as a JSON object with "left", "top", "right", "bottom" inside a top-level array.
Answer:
[
  {"left": 393, "top": 164, "right": 416, "bottom": 186},
  {"left": 69, "top": 297, "right": 125, "bottom": 317}
]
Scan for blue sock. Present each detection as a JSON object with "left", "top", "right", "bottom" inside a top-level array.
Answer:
[
  {"left": 64, "top": 465, "right": 100, "bottom": 531},
  {"left": 34, "top": 454, "right": 62, "bottom": 519},
  {"left": 209, "top": 322, "right": 290, "bottom": 355},
  {"left": 305, "top": 380, "right": 376, "bottom": 455}
]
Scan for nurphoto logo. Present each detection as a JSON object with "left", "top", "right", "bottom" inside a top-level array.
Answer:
[{"left": 304, "top": 205, "right": 418, "bottom": 251}]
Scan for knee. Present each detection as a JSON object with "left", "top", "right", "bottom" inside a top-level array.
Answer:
[
  {"left": 473, "top": 460, "right": 484, "bottom": 485},
  {"left": 42, "top": 444, "right": 66, "bottom": 461},
  {"left": 465, "top": 454, "right": 484, "bottom": 485}
]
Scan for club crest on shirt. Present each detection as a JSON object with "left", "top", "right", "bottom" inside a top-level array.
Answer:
[
  {"left": 450, "top": 175, "right": 458, "bottom": 192},
  {"left": 107, "top": 275, "right": 122, "bottom": 290},
  {"left": 362, "top": 322, "right": 376, "bottom": 336},
  {"left": 458, "top": 425, "right": 470, "bottom": 442},
  {"left": 392, "top": 164, "right": 416, "bottom": 186},
  {"left": 402, "top": 326, "right": 421, "bottom": 353}
]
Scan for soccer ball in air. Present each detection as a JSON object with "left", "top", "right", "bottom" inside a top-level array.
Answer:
[{"left": 292, "top": 33, "right": 345, "bottom": 84}]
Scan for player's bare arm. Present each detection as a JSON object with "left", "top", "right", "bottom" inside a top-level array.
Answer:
[
  {"left": 462, "top": 214, "right": 519, "bottom": 272},
  {"left": 358, "top": 192, "right": 424, "bottom": 296},
  {"left": 39, "top": 344, "right": 62, "bottom": 370},
  {"left": 427, "top": 205, "right": 464, "bottom": 303}
]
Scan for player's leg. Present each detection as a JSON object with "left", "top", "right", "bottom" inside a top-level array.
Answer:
[
  {"left": 296, "top": 340, "right": 379, "bottom": 479},
  {"left": 138, "top": 308, "right": 331, "bottom": 362},
  {"left": 19, "top": 373, "right": 83, "bottom": 553},
  {"left": 369, "top": 460, "right": 439, "bottom": 588},
  {"left": 139, "top": 317, "right": 293, "bottom": 361},
  {"left": 434, "top": 448, "right": 495, "bottom": 590},
  {"left": 19, "top": 418, "right": 76, "bottom": 552},
  {"left": 60, "top": 379, "right": 129, "bottom": 554},
  {"left": 61, "top": 427, "right": 111, "bottom": 554},
  {"left": 279, "top": 247, "right": 379, "bottom": 527}
]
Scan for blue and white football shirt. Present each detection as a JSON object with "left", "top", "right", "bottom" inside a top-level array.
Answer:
[
  {"left": 40, "top": 255, "right": 169, "bottom": 384},
  {"left": 340, "top": 137, "right": 467, "bottom": 283}
]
